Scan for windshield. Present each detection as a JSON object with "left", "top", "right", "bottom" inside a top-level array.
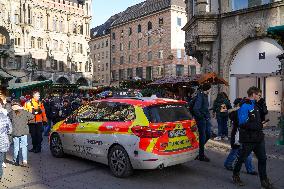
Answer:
[{"left": 143, "top": 104, "right": 192, "bottom": 123}]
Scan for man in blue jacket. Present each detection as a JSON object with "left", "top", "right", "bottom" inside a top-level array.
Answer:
[
  {"left": 232, "top": 87, "right": 274, "bottom": 189},
  {"left": 193, "top": 83, "right": 212, "bottom": 162}
]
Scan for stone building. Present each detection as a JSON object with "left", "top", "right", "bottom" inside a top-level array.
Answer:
[
  {"left": 183, "top": 0, "right": 284, "bottom": 126},
  {"left": 0, "top": 0, "right": 92, "bottom": 86},
  {"left": 90, "top": 14, "right": 121, "bottom": 87},
  {"left": 109, "top": 0, "right": 200, "bottom": 86}
]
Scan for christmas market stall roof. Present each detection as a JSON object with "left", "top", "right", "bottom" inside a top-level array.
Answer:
[
  {"left": 197, "top": 72, "right": 229, "bottom": 86},
  {"left": 7, "top": 80, "right": 53, "bottom": 90},
  {"left": 148, "top": 75, "right": 200, "bottom": 86}
]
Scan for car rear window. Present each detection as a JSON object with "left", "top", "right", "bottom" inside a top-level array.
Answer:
[{"left": 143, "top": 104, "right": 192, "bottom": 123}]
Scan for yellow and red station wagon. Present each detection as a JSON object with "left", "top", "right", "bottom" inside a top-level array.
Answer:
[{"left": 49, "top": 97, "right": 199, "bottom": 177}]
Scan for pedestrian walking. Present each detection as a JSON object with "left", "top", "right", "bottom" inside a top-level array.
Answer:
[
  {"left": 43, "top": 97, "right": 52, "bottom": 136},
  {"left": 24, "top": 91, "right": 47, "bottom": 153},
  {"left": 9, "top": 101, "right": 34, "bottom": 166},
  {"left": 193, "top": 83, "right": 212, "bottom": 162},
  {"left": 0, "top": 95, "right": 9, "bottom": 169},
  {"left": 213, "top": 92, "right": 232, "bottom": 141},
  {"left": 232, "top": 87, "right": 274, "bottom": 189},
  {"left": 0, "top": 98, "right": 12, "bottom": 180},
  {"left": 224, "top": 98, "right": 257, "bottom": 175}
]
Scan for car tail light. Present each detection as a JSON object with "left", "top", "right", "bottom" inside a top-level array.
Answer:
[
  {"left": 190, "top": 125, "right": 198, "bottom": 132},
  {"left": 131, "top": 126, "right": 165, "bottom": 138}
]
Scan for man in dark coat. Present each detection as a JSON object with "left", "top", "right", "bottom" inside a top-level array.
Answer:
[{"left": 193, "top": 83, "right": 212, "bottom": 162}]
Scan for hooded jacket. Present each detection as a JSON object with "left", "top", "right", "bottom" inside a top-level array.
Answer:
[{"left": 213, "top": 95, "right": 232, "bottom": 117}]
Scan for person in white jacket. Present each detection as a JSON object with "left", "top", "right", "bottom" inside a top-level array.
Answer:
[{"left": 0, "top": 98, "right": 12, "bottom": 180}]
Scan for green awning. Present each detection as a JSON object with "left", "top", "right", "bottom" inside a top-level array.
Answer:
[
  {"left": 8, "top": 80, "right": 53, "bottom": 90},
  {"left": 267, "top": 25, "right": 284, "bottom": 35}
]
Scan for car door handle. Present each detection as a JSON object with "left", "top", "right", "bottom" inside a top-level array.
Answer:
[{"left": 79, "top": 125, "right": 85, "bottom": 129}]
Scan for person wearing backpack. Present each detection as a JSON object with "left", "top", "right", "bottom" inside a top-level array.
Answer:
[
  {"left": 232, "top": 87, "right": 274, "bottom": 189},
  {"left": 193, "top": 83, "right": 212, "bottom": 162},
  {"left": 224, "top": 98, "right": 257, "bottom": 175}
]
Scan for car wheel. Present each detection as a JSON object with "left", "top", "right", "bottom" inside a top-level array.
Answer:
[
  {"left": 50, "top": 133, "right": 65, "bottom": 158},
  {"left": 108, "top": 145, "right": 133, "bottom": 178}
]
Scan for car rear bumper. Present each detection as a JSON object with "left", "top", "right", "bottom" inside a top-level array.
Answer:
[{"left": 130, "top": 148, "right": 199, "bottom": 170}]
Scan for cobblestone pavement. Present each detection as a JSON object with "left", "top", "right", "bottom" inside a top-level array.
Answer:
[{"left": 0, "top": 131, "right": 283, "bottom": 189}]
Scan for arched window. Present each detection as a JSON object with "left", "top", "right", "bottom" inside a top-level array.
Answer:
[
  {"left": 147, "top": 21, "right": 152, "bottom": 31},
  {"left": 59, "top": 17, "right": 64, "bottom": 32},
  {"left": 53, "top": 16, "right": 58, "bottom": 31},
  {"left": 138, "top": 24, "right": 141, "bottom": 33},
  {"left": 73, "top": 21, "right": 77, "bottom": 34},
  {"left": 40, "top": 13, "right": 44, "bottom": 28}
]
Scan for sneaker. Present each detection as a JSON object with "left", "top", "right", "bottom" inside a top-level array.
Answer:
[
  {"left": 261, "top": 178, "right": 274, "bottom": 189},
  {"left": 247, "top": 171, "right": 258, "bottom": 175},
  {"left": 22, "top": 161, "right": 28, "bottom": 167},
  {"left": 214, "top": 136, "right": 222, "bottom": 141},
  {"left": 222, "top": 136, "right": 229, "bottom": 141},
  {"left": 232, "top": 174, "right": 245, "bottom": 186},
  {"left": 2, "top": 162, "right": 6, "bottom": 168}
]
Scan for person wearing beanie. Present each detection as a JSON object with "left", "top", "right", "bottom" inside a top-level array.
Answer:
[{"left": 193, "top": 83, "right": 212, "bottom": 162}]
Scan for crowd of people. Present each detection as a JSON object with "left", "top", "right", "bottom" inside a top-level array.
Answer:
[{"left": 0, "top": 85, "right": 275, "bottom": 188}]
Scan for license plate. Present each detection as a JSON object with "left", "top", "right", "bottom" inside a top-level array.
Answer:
[{"left": 168, "top": 129, "right": 186, "bottom": 138}]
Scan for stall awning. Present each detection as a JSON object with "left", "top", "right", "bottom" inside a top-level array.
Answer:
[
  {"left": 8, "top": 80, "right": 52, "bottom": 90},
  {"left": 267, "top": 25, "right": 284, "bottom": 34}
]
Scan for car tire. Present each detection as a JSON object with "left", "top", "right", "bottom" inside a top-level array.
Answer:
[
  {"left": 108, "top": 145, "right": 133, "bottom": 178},
  {"left": 50, "top": 133, "right": 65, "bottom": 158}
]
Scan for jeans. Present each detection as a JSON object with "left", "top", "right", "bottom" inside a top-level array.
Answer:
[
  {"left": 13, "top": 135, "right": 28, "bottom": 163},
  {"left": 196, "top": 119, "right": 211, "bottom": 157},
  {"left": 224, "top": 148, "right": 255, "bottom": 173},
  {"left": 217, "top": 116, "right": 228, "bottom": 137},
  {"left": 233, "top": 139, "right": 267, "bottom": 181},
  {"left": 44, "top": 120, "right": 53, "bottom": 136},
  {"left": 0, "top": 152, "right": 4, "bottom": 179}
]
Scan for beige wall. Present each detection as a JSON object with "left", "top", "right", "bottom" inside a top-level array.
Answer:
[
  {"left": 90, "top": 35, "right": 111, "bottom": 86},
  {"left": 0, "top": 0, "right": 92, "bottom": 85}
]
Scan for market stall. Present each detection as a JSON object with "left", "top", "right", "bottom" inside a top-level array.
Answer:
[{"left": 8, "top": 80, "right": 53, "bottom": 98}]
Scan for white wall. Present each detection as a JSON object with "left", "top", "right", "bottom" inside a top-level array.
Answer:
[
  {"left": 230, "top": 38, "right": 283, "bottom": 75},
  {"left": 171, "top": 9, "right": 186, "bottom": 50}
]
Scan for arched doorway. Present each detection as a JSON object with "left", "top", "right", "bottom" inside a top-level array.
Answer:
[
  {"left": 76, "top": 77, "right": 89, "bottom": 86},
  {"left": 0, "top": 26, "right": 10, "bottom": 45},
  {"left": 56, "top": 77, "right": 70, "bottom": 84},
  {"left": 230, "top": 38, "right": 283, "bottom": 126}
]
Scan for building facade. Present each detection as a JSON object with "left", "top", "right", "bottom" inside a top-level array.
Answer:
[
  {"left": 183, "top": 0, "right": 284, "bottom": 126},
  {"left": 0, "top": 0, "right": 92, "bottom": 86},
  {"left": 90, "top": 14, "right": 121, "bottom": 87},
  {"left": 109, "top": 0, "right": 200, "bottom": 86}
]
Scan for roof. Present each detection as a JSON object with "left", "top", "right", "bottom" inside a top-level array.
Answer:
[
  {"left": 8, "top": 80, "right": 52, "bottom": 90},
  {"left": 97, "top": 98, "right": 186, "bottom": 107},
  {"left": 91, "top": 13, "right": 123, "bottom": 38},
  {"left": 111, "top": 0, "right": 185, "bottom": 27}
]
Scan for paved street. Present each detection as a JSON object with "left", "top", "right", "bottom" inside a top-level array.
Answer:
[{"left": 1, "top": 128, "right": 283, "bottom": 189}]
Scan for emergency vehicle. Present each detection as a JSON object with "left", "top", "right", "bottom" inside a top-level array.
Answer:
[{"left": 49, "top": 97, "right": 199, "bottom": 177}]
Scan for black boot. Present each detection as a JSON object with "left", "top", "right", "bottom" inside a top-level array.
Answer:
[
  {"left": 28, "top": 148, "right": 35, "bottom": 152},
  {"left": 232, "top": 174, "right": 245, "bottom": 187},
  {"left": 261, "top": 178, "right": 274, "bottom": 189}
]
